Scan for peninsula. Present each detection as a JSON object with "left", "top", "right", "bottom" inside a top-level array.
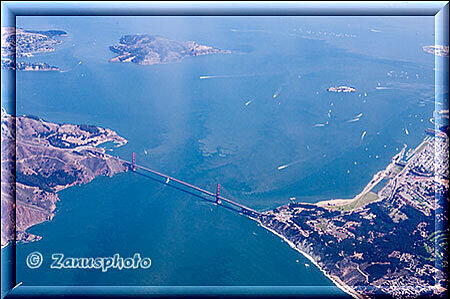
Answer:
[
  {"left": 256, "top": 122, "right": 448, "bottom": 297},
  {"left": 1, "top": 109, "right": 128, "bottom": 246},
  {"left": 1, "top": 27, "right": 66, "bottom": 71},
  {"left": 109, "top": 34, "right": 231, "bottom": 66}
]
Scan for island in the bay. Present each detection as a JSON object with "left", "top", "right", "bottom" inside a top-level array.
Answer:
[
  {"left": 1, "top": 108, "right": 128, "bottom": 245},
  {"left": 422, "top": 45, "right": 449, "bottom": 57},
  {"left": 109, "top": 34, "right": 231, "bottom": 66},
  {"left": 256, "top": 119, "right": 448, "bottom": 297},
  {"left": 327, "top": 86, "right": 357, "bottom": 93},
  {"left": 1, "top": 27, "right": 67, "bottom": 71}
]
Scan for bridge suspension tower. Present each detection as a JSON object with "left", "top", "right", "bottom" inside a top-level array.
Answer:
[
  {"left": 216, "top": 183, "right": 222, "bottom": 204},
  {"left": 132, "top": 152, "right": 136, "bottom": 171}
]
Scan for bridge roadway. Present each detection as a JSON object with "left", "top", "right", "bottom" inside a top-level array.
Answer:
[{"left": 118, "top": 158, "right": 260, "bottom": 216}]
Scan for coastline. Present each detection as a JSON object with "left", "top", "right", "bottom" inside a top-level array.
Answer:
[
  {"left": 314, "top": 142, "right": 413, "bottom": 210},
  {"left": 254, "top": 218, "right": 361, "bottom": 299},
  {"left": 249, "top": 136, "right": 438, "bottom": 298},
  {"left": 1, "top": 112, "right": 129, "bottom": 247}
]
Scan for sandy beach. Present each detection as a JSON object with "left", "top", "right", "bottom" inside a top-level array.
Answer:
[{"left": 256, "top": 219, "right": 361, "bottom": 299}]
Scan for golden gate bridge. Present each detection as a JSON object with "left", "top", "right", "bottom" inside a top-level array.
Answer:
[{"left": 117, "top": 153, "right": 261, "bottom": 218}]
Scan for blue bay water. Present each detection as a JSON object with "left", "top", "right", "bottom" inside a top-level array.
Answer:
[{"left": 7, "top": 16, "right": 435, "bottom": 290}]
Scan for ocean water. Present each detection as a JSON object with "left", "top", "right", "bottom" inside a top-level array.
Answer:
[{"left": 6, "top": 16, "right": 436, "bottom": 290}]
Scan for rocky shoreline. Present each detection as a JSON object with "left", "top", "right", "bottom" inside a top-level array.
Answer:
[
  {"left": 1, "top": 112, "right": 128, "bottom": 246},
  {"left": 109, "top": 34, "right": 231, "bottom": 66}
]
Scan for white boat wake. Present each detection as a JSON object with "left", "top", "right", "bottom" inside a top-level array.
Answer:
[
  {"left": 361, "top": 130, "right": 367, "bottom": 142},
  {"left": 277, "top": 160, "right": 302, "bottom": 170},
  {"left": 347, "top": 117, "right": 360, "bottom": 123},
  {"left": 273, "top": 87, "right": 282, "bottom": 99}
]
